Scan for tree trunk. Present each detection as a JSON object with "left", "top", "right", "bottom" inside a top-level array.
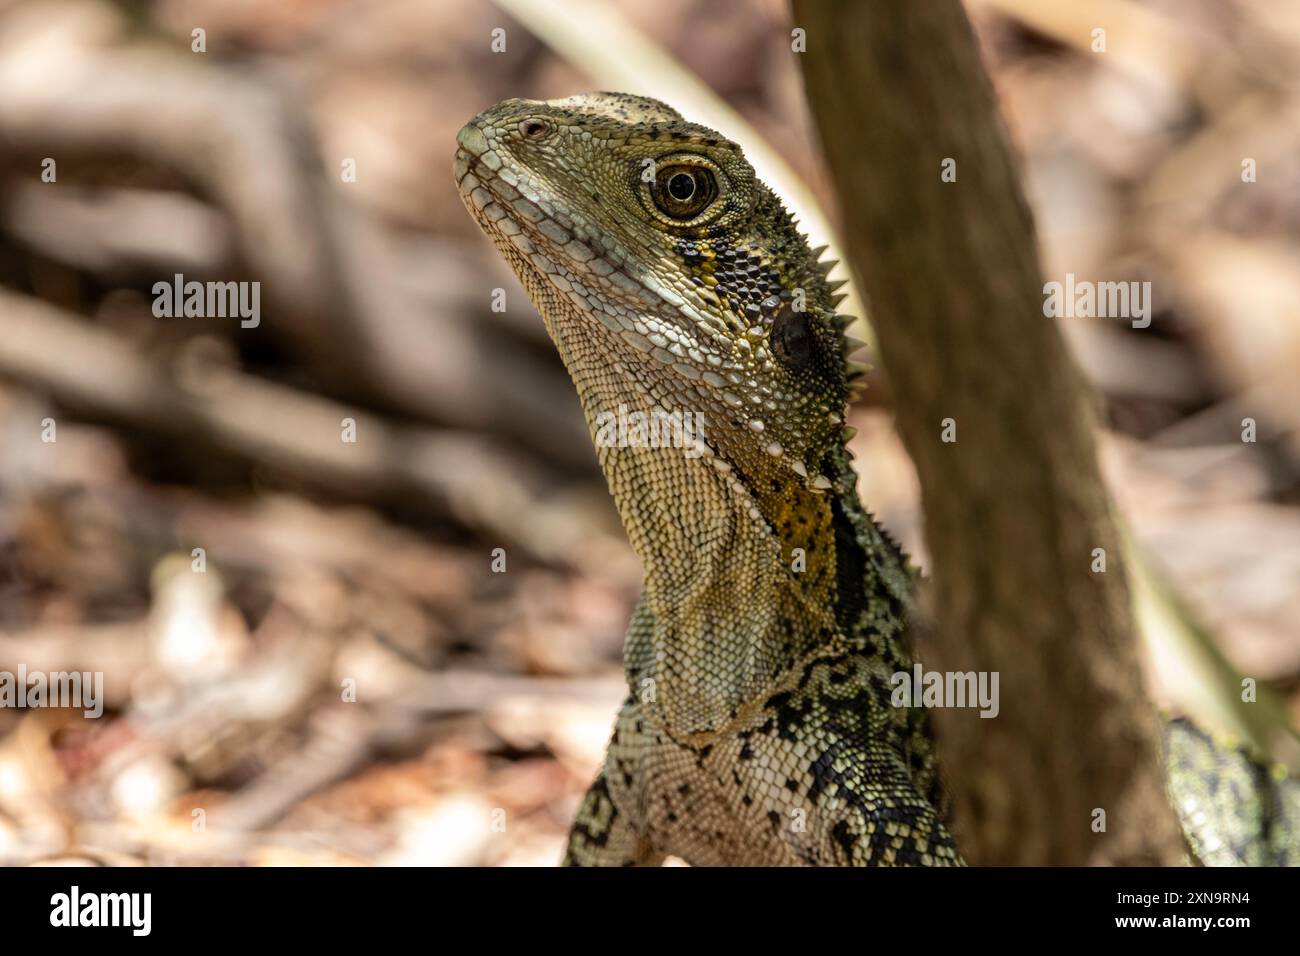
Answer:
[{"left": 794, "top": 0, "right": 1185, "bottom": 864}]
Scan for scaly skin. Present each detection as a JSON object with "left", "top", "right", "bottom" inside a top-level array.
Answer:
[
  {"left": 454, "top": 92, "right": 1295, "bottom": 867},
  {"left": 1164, "top": 719, "right": 1297, "bottom": 866},
  {"left": 455, "top": 92, "right": 957, "bottom": 866}
]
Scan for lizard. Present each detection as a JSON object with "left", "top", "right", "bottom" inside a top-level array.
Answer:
[
  {"left": 454, "top": 92, "right": 1297, "bottom": 867},
  {"left": 454, "top": 91, "right": 954, "bottom": 866}
]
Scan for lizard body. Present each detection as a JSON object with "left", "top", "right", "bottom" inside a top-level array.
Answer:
[
  {"left": 455, "top": 92, "right": 957, "bottom": 866},
  {"left": 455, "top": 92, "right": 1296, "bottom": 867}
]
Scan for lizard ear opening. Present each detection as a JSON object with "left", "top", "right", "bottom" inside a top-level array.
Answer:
[{"left": 770, "top": 306, "right": 816, "bottom": 370}]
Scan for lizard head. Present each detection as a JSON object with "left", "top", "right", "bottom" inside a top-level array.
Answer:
[{"left": 454, "top": 92, "right": 862, "bottom": 498}]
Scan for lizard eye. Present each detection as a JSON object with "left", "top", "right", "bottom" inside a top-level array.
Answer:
[
  {"left": 667, "top": 172, "right": 695, "bottom": 200},
  {"left": 651, "top": 164, "right": 717, "bottom": 220}
]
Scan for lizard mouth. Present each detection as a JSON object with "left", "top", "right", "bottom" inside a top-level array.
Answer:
[
  {"left": 454, "top": 122, "right": 643, "bottom": 304},
  {"left": 453, "top": 120, "right": 733, "bottom": 364}
]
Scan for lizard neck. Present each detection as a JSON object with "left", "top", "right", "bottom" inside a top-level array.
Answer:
[{"left": 554, "top": 317, "right": 914, "bottom": 738}]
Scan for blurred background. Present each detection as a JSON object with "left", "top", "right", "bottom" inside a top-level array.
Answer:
[{"left": 0, "top": 0, "right": 1297, "bottom": 866}]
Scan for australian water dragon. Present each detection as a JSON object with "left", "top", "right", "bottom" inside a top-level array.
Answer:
[{"left": 454, "top": 92, "right": 1297, "bottom": 867}]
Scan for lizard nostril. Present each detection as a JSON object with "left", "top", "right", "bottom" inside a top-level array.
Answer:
[{"left": 519, "top": 118, "right": 551, "bottom": 140}]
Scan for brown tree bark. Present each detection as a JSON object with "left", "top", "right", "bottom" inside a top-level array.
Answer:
[{"left": 794, "top": 0, "right": 1185, "bottom": 864}]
